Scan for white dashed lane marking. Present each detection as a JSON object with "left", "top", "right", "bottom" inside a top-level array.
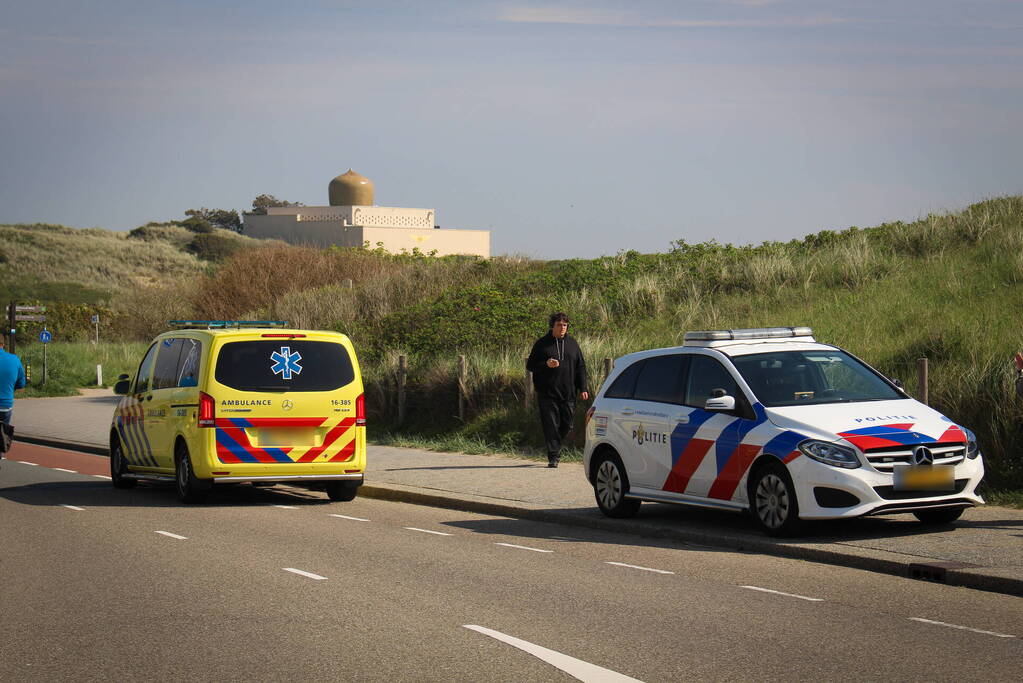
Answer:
[
  {"left": 606, "top": 562, "right": 674, "bottom": 575},
  {"left": 404, "top": 527, "right": 452, "bottom": 536},
  {"left": 93, "top": 475, "right": 111, "bottom": 480},
  {"left": 283, "top": 568, "right": 328, "bottom": 581},
  {"left": 740, "top": 585, "right": 823, "bottom": 602},
  {"left": 154, "top": 531, "right": 188, "bottom": 540},
  {"left": 329, "top": 514, "right": 370, "bottom": 522},
  {"left": 273, "top": 505, "right": 299, "bottom": 510},
  {"left": 910, "top": 617, "right": 1015, "bottom": 639},
  {"left": 61, "top": 505, "right": 85, "bottom": 511},
  {"left": 464, "top": 625, "right": 644, "bottom": 682},
  {"left": 495, "top": 543, "right": 552, "bottom": 554},
  {"left": 53, "top": 468, "right": 77, "bottom": 473},
  {"left": 16, "top": 461, "right": 39, "bottom": 466}
]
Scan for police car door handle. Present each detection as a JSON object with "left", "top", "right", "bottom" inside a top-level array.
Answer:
[
  {"left": 621, "top": 407, "right": 635, "bottom": 415},
  {"left": 675, "top": 414, "right": 689, "bottom": 424}
]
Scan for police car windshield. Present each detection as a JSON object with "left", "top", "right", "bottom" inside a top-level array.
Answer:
[
  {"left": 215, "top": 340, "right": 354, "bottom": 392},
  {"left": 731, "top": 350, "right": 903, "bottom": 407}
]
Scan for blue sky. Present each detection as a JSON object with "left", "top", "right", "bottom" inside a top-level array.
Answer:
[{"left": 2, "top": 1, "right": 1021, "bottom": 258}]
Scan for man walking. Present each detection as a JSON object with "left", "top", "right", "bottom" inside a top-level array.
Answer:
[
  {"left": 526, "top": 313, "right": 589, "bottom": 468},
  {"left": 0, "top": 336, "right": 26, "bottom": 460}
]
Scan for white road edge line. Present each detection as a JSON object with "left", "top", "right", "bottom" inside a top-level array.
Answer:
[
  {"left": 740, "top": 585, "right": 823, "bottom": 602},
  {"left": 61, "top": 505, "right": 85, "bottom": 511},
  {"left": 273, "top": 505, "right": 299, "bottom": 509},
  {"left": 910, "top": 617, "right": 1015, "bottom": 639},
  {"left": 53, "top": 468, "right": 77, "bottom": 473},
  {"left": 463, "top": 625, "right": 643, "bottom": 683},
  {"left": 329, "top": 514, "right": 370, "bottom": 522},
  {"left": 404, "top": 527, "right": 452, "bottom": 536},
  {"left": 16, "top": 461, "right": 39, "bottom": 466},
  {"left": 154, "top": 531, "right": 188, "bottom": 540},
  {"left": 495, "top": 543, "right": 553, "bottom": 553},
  {"left": 606, "top": 562, "right": 674, "bottom": 575},
  {"left": 283, "top": 568, "right": 328, "bottom": 581}
]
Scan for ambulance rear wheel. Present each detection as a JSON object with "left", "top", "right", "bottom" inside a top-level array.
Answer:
[
  {"left": 593, "top": 451, "right": 641, "bottom": 518},
  {"left": 175, "top": 442, "right": 211, "bottom": 504},
  {"left": 750, "top": 461, "right": 802, "bottom": 537},
  {"left": 913, "top": 507, "right": 964, "bottom": 525},
  {"left": 110, "top": 438, "right": 136, "bottom": 489},
  {"left": 326, "top": 481, "right": 359, "bottom": 502}
]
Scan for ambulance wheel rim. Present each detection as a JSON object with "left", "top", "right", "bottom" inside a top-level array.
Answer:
[
  {"left": 755, "top": 473, "right": 790, "bottom": 530},
  {"left": 596, "top": 460, "right": 623, "bottom": 508}
]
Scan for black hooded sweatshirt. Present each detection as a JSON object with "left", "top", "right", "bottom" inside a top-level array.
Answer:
[{"left": 526, "top": 333, "right": 589, "bottom": 401}]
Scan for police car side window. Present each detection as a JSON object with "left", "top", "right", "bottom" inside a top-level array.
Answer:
[
  {"left": 604, "top": 360, "right": 645, "bottom": 399},
  {"left": 633, "top": 354, "right": 686, "bottom": 404},
  {"left": 685, "top": 355, "right": 739, "bottom": 408},
  {"left": 152, "top": 338, "right": 185, "bottom": 390},
  {"left": 134, "top": 343, "right": 159, "bottom": 394}
]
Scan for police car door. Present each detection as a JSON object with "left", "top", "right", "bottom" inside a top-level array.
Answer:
[
  {"left": 117, "top": 343, "right": 159, "bottom": 469},
  {"left": 682, "top": 354, "right": 756, "bottom": 502},
  {"left": 626, "top": 354, "right": 687, "bottom": 489}
]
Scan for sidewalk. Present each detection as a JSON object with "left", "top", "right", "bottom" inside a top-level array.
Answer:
[{"left": 9, "top": 391, "right": 1023, "bottom": 596}]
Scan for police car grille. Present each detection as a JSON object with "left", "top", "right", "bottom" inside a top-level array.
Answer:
[{"left": 863, "top": 441, "right": 966, "bottom": 473}]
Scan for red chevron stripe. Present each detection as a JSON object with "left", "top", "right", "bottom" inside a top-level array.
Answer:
[
  {"left": 937, "top": 425, "right": 967, "bottom": 443},
  {"left": 216, "top": 426, "right": 291, "bottom": 463},
  {"left": 782, "top": 450, "right": 801, "bottom": 463},
  {"left": 707, "top": 443, "right": 762, "bottom": 501},
  {"left": 662, "top": 438, "right": 714, "bottom": 494},
  {"left": 297, "top": 418, "right": 356, "bottom": 463},
  {"left": 327, "top": 438, "right": 357, "bottom": 463}
]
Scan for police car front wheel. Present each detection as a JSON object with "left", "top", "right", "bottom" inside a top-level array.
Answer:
[
  {"left": 750, "top": 461, "right": 802, "bottom": 536},
  {"left": 593, "top": 451, "right": 641, "bottom": 519}
]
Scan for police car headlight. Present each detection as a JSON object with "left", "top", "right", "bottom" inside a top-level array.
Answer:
[
  {"left": 965, "top": 429, "right": 980, "bottom": 460},
  {"left": 799, "top": 440, "right": 861, "bottom": 469}
]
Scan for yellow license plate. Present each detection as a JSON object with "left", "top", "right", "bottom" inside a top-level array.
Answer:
[
  {"left": 259, "top": 427, "right": 315, "bottom": 448},
  {"left": 894, "top": 465, "right": 954, "bottom": 491}
]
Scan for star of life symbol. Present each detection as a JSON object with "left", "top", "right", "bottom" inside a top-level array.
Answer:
[{"left": 270, "top": 347, "right": 303, "bottom": 380}]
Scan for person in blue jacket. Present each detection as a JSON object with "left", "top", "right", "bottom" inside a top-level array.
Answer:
[{"left": 0, "top": 336, "right": 27, "bottom": 427}]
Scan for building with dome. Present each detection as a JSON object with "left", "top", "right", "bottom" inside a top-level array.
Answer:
[{"left": 242, "top": 170, "right": 490, "bottom": 257}]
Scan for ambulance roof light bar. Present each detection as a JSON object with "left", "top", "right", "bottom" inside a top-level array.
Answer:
[
  {"left": 168, "top": 320, "right": 290, "bottom": 330},
  {"left": 684, "top": 326, "right": 814, "bottom": 342}
]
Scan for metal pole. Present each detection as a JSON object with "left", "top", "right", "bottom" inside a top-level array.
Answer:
[
  {"left": 42, "top": 344, "right": 47, "bottom": 385},
  {"left": 397, "top": 354, "right": 407, "bottom": 426},
  {"left": 7, "top": 301, "right": 15, "bottom": 355},
  {"left": 457, "top": 355, "right": 467, "bottom": 421},
  {"left": 95, "top": 320, "right": 99, "bottom": 345},
  {"left": 917, "top": 357, "right": 928, "bottom": 405}
]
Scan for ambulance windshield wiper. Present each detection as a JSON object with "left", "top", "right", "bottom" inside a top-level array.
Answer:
[{"left": 248, "top": 385, "right": 290, "bottom": 392}]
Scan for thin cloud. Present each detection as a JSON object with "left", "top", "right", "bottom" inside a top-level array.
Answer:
[{"left": 498, "top": 5, "right": 848, "bottom": 28}]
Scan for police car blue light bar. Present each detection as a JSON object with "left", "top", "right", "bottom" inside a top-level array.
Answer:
[
  {"left": 683, "top": 326, "right": 813, "bottom": 342},
  {"left": 168, "top": 320, "right": 290, "bottom": 329}
]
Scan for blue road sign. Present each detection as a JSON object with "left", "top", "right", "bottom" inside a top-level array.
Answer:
[{"left": 39, "top": 330, "right": 52, "bottom": 344}]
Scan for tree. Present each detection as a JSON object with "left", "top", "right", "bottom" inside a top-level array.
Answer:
[
  {"left": 184, "top": 208, "right": 242, "bottom": 232},
  {"left": 250, "top": 194, "right": 304, "bottom": 215}
]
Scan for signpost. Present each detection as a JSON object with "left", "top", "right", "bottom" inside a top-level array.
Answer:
[
  {"left": 91, "top": 313, "right": 100, "bottom": 344},
  {"left": 6, "top": 302, "right": 47, "bottom": 354},
  {"left": 39, "top": 329, "right": 51, "bottom": 385}
]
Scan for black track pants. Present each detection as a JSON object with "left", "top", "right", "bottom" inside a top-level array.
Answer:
[{"left": 538, "top": 397, "right": 575, "bottom": 459}]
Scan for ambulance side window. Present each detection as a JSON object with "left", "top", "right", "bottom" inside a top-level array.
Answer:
[
  {"left": 176, "top": 339, "right": 202, "bottom": 388},
  {"left": 134, "top": 343, "right": 160, "bottom": 394},
  {"left": 152, "top": 338, "right": 185, "bottom": 390},
  {"left": 685, "top": 355, "right": 739, "bottom": 408}
]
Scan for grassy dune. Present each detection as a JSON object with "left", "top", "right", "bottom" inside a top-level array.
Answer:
[{"left": 4, "top": 197, "right": 1022, "bottom": 490}]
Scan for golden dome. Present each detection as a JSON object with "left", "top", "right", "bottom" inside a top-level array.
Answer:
[{"left": 328, "top": 169, "right": 375, "bottom": 206}]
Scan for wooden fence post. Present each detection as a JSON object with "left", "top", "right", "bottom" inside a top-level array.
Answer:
[
  {"left": 458, "top": 355, "right": 467, "bottom": 421},
  {"left": 917, "top": 357, "right": 929, "bottom": 405},
  {"left": 603, "top": 357, "right": 613, "bottom": 380},
  {"left": 524, "top": 357, "right": 534, "bottom": 405},
  {"left": 397, "top": 354, "right": 407, "bottom": 425}
]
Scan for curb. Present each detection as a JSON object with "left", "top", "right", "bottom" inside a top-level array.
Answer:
[{"left": 16, "top": 435, "right": 1023, "bottom": 598}]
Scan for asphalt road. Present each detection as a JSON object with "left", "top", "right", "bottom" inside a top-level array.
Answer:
[{"left": 2, "top": 444, "right": 1021, "bottom": 682}]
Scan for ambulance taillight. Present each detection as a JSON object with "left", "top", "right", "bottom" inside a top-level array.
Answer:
[
  {"left": 198, "top": 392, "right": 215, "bottom": 427},
  {"left": 356, "top": 393, "right": 366, "bottom": 427}
]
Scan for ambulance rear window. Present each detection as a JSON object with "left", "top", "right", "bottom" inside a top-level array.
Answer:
[{"left": 215, "top": 340, "right": 355, "bottom": 392}]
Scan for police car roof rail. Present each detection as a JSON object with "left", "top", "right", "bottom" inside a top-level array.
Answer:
[
  {"left": 168, "top": 320, "right": 290, "bottom": 330},
  {"left": 684, "top": 326, "right": 813, "bottom": 342}
]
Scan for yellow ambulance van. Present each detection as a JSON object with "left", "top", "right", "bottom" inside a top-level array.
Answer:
[{"left": 110, "top": 321, "right": 365, "bottom": 503}]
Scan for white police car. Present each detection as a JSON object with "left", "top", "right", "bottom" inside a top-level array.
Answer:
[{"left": 583, "top": 327, "right": 984, "bottom": 535}]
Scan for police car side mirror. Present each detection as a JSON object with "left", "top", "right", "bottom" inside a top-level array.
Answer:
[
  {"left": 114, "top": 380, "right": 131, "bottom": 395},
  {"left": 891, "top": 378, "right": 904, "bottom": 389},
  {"left": 705, "top": 395, "right": 736, "bottom": 411}
]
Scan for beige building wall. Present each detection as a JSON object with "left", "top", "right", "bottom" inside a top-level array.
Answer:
[{"left": 242, "top": 213, "right": 490, "bottom": 257}]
